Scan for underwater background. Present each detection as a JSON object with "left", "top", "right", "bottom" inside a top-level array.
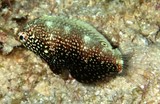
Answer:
[{"left": 0, "top": 0, "right": 160, "bottom": 103}]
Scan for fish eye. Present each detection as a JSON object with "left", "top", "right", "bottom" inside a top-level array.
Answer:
[
  {"left": 18, "top": 32, "right": 28, "bottom": 43},
  {"left": 19, "top": 35, "right": 24, "bottom": 40}
]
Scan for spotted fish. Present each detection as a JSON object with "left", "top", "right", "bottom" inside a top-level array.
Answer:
[{"left": 17, "top": 15, "right": 123, "bottom": 83}]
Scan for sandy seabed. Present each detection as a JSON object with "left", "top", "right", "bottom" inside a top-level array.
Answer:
[{"left": 0, "top": 0, "right": 160, "bottom": 104}]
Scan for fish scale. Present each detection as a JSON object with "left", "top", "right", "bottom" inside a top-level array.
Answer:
[{"left": 17, "top": 15, "right": 123, "bottom": 83}]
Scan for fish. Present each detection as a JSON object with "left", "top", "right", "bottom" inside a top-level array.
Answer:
[{"left": 17, "top": 15, "right": 123, "bottom": 83}]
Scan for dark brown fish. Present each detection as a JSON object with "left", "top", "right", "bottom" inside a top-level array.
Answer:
[{"left": 17, "top": 15, "right": 123, "bottom": 83}]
